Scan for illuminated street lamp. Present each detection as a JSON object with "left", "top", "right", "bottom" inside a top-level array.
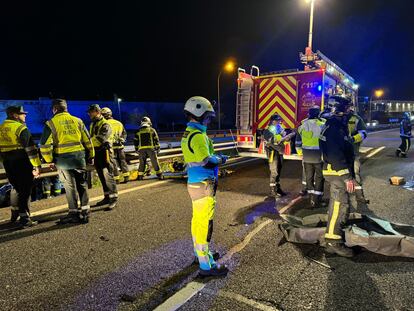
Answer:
[
  {"left": 305, "top": 0, "right": 316, "bottom": 52},
  {"left": 117, "top": 97, "right": 123, "bottom": 122},
  {"left": 217, "top": 60, "right": 236, "bottom": 130},
  {"left": 369, "top": 89, "right": 384, "bottom": 122}
]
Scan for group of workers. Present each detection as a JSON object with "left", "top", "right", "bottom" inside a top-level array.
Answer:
[
  {"left": 263, "top": 95, "right": 368, "bottom": 258},
  {"left": 0, "top": 99, "right": 163, "bottom": 228}
]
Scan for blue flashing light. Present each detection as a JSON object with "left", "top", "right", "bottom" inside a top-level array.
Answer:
[{"left": 317, "top": 85, "right": 322, "bottom": 92}]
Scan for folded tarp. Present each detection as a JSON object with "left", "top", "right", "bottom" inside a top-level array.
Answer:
[{"left": 279, "top": 213, "right": 414, "bottom": 258}]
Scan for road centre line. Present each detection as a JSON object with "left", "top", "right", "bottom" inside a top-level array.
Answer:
[{"left": 366, "top": 146, "right": 386, "bottom": 158}]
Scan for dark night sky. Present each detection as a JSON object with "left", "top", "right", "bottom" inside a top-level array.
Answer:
[{"left": 1, "top": 0, "right": 414, "bottom": 103}]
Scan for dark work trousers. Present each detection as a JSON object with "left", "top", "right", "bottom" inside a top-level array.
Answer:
[
  {"left": 58, "top": 169, "right": 89, "bottom": 214},
  {"left": 301, "top": 162, "right": 307, "bottom": 192},
  {"left": 304, "top": 162, "right": 324, "bottom": 197},
  {"left": 138, "top": 149, "right": 161, "bottom": 175},
  {"left": 112, "top": 148, "right": 129, "bottom": 180},
  {"left": 94, "top": 147, "right": 118, "bottom": 200},
  {"left": 352, "top": 155, "right": 366, "bottom": 205},
  {"left": 324, "top": 175, "right": 350, "bottom": 243},
  {"left": 398, "top": 136, "right": 411, "bottom": 155},
  {"left": 267, "top": 149, "right": 283, "bottom": 189},
  {"left": 3, "top": 158, "right": 34, "bottom": 219}
]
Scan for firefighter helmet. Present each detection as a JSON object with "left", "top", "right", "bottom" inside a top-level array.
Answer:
[
  {"left": 328, "top": 95, "right": 352, "bottom": 113},
  {"left": 270, "top": 114, "right": 282, "bottom": 121},
  {"left": 101, "top": 107, "right": 112, "bottom": 118},
  {"left": 184, "top": 96, "right": 215, "bottom": 118},
  {"left": 308, "top": 106, "right": 320, "bottom": 118},
  {"left": 403, "top": 112, "right": 411, "bottom": 119},
  {"left": 141, "top": 116, "right": 152, "bottom": 126}
]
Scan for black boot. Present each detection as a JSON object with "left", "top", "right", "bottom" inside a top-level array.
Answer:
[
  {"left": 199, "top": 264, "right": 228, "bottom": 278},
  {"left": 157, "top": 173, "right": 164, "bottom": 180},
  {"left": 58, "top": 212, "right": 81, "bottom": 225},
  {"left": 137, "top": 175, "right": 143, "bottom": 181},
  {"left": 10, "top": 209, "right": 19, "bottom": 222},
  {"left": 396, "top": 149, "right": 401, "bottom": 157},
  {"left": 80, "top": 210, "right": 90, "bottom": 223},
  {"left": 121, "top": 176, "right": 129, "bottom": 184},
  {"left": 105, "top": 198, "right": 118, "bottom": 211},
  {"left": 18, "top": 217, "right": 38, "bottom": 229},
  {"left": 275, "top": 185, "right": 287, "bottom": 197},
  {"left": 325, "top": 242, "right": 354, "bottom": 257},
  {"left": 94, "top": 197, "right": 110, "bottom": 207}
]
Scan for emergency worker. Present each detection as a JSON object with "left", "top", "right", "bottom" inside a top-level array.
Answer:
[
  {"left": 101, "top": 107, "right": 130, "bottom": 183},
  {"left": 348, "top": 107, "right": 368, "bottom": 204},
  {"left": 134, "top": 116, "right": 163, "bottom": 180},
  {"left": 181, "top": 96, "right": 228, "bottom": 277},
  {"left": 319, "top": 95, "right": 355, "bottom": 257},
  {"left": 298, "top": 106, "right": 325, "bottom": 207},
  {"left": 263, "top": 114, "right": 290, "bottom": 197},
  {"left": 0, "top": 106, "right": 41, "bottom": 227},
  {"left": 40, "top": 99, "right": 94, "bottom": 223},
  {"left": 42, "top": 176, "right": 62, "bottom": 199},
  {"left": 396, "top": 112, "right": 412, "bottom": 158},
  {"left": 88, "top": 104, "right": 118, "bottom": 210}
]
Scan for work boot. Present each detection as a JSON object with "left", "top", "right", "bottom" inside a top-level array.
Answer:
[
  {"left": 115, "top": 179, "right": 121, "bottom": 185},
  {"left": 157, "top": 173, "right": 164, "bottom": 180},
  {"left": 121, "top": 176, "right": 129, "bottom": 184},
  {"left": 401, "top": 153, "right": 407, "bottom": 158},
  {"left": 18, "top": 217, "right": 38, "bottom": 229},
  {"left": 299, "top": 190, "right": 308, "bottom": 196},
  {"left": 94, "top": 197, "right": 110, "bottom": 207},
  {"left": 325, "top": 242, "right": 355, "bottom": 258},
  {"left": 80, "top": 210, "right": 90, "bottom": 223},
  {"left": 193, "top": 252, "right": 220, "bottom": 265},
  {"left": 396, "top": 149, "right": 401, "bottom": 157},
  {"left": 270, "top": 186, "right": 277, "bottom": 197},
  {"left": 58, "top": 212, "right": 81, "bottom": 225},
  {"left": 275, "top": 185, "right": 287, "bottom": 197},
  {"left": 198, "top": 264, "right": 229, "bottom": 278},
  {"left": 104, "top": 198, "right": 118, "bottom": 211},
  {"left": 10, "top": 210, "right": 19, "bottom": 223},
  {"left": 137, "top": 175, "right": 143, "bottom": 181}
]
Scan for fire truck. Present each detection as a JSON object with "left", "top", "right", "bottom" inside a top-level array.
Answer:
[{"left": 235, "top": 50, "right": 359, "bottom": 159}]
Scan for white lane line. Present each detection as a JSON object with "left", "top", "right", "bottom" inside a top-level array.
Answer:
[
  {"left": 366, "top": 146, "right": 386, "bottom": 158},
  {"left": 153, "top": 281, "right": 206, "bottom": 311},
  {"left": 218, "top": 290, "right": 279, "bottom": 311},
  {"left": 0, "top": 180, "right": 172, "bottom": 224}
]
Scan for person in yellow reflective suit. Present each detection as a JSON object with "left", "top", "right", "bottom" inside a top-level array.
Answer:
[
  {"left": 88, "top": 104, "right": 118, "bottom": 210},
  {"left": 0, "top": 106, "right": 41, "bottom": 228},
  {"left": 101, "top": 107, "right": 130, "bottom": 184},
  {"left": 133, "top": 116, "right": 163, "bottom": 180},
  {"left": 181, "top": 96, "right": 228, "bottom": 277},
  {"left": 40, "top": 99, "right": 94, "bottom": 224}
]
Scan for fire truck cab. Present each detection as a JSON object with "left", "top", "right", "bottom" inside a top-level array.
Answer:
[{"left": 236, "top": 50, "right": 358, "bottom": 159}]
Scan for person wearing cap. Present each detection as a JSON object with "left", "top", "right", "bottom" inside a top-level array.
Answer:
[
  {"left": 319, "top": 95, "right": 356, "bottom": 257},
  {"left": 133, "top": 116, "right": 164, "bottom": 180},
  {"left": 263, "top": 114, "right": 290, "bottom": 197},
  {"left": 101, "top": 107, "right": 130, "bottom": 184},
  {"left": 181, "top": 96, "right": 228, "bottom": 277},
  {"left": 87, "top": 104, "right": 118, "bottom": 210},
  {"left": 40, "top": 99, "right": 95, "bottom": 224},
  {"left": 0, "top": 105, "right": 41, "bottom": 228},
  {"left": 298, "top": 106, "right": 326, "bottom": 208}
]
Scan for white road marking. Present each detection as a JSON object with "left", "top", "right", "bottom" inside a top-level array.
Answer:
[
  {"left": 153, "top": 281, "right": 206, "bottom": 311},
  {"left": 218, "top": 290, "right": 280, "bottom": 311},
  {"left": 366, "top": 146, "right": 386, "bottom": 158}
]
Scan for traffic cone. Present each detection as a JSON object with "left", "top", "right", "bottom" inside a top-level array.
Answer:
[
  {"left": 258, "top": 140, "right": 265, "bottom": 154},
  {"left": 284, "top": 142, "right": 291, "bottom": 155}
]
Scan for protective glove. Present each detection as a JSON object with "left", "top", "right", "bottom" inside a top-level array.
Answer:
[
  {"left": 345, "top": 179, "right": 356, "bottom": 193},
  {"left": 219, "top": 154, "right": 229, "bottom": 164}
]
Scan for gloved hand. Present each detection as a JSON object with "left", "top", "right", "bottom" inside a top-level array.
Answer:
[
  {"left": 219, "top": 154, "right": 229, "bottom": 164},
  {"left": 345, "top": 179, "right": 356, "bottom": 193}
]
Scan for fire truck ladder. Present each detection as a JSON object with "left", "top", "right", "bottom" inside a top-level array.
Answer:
[{"left": 236, "top": 66, "right": 259, "bottom": 133}]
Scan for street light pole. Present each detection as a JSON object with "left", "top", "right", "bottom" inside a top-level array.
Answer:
[
  {"left": 308, "top": 0, "right": 315, "bottom": 51},
  {"left": 217, "top": 70, "right": 223, "bottom": 130}
]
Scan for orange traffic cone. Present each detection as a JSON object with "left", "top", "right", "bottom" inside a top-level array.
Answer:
[
  {"left": 258, "top": 140, "right": 265, "bottom": 154},
  {"left": 284, "top": 142, "right": 291, "bottom": 155}
]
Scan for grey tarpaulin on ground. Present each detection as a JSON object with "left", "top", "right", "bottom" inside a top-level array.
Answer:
[{"left": 279, "top": 213, "right": 414, "bottom": 258}]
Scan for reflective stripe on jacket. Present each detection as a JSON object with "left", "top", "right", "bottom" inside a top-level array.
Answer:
[
  {"left": 90, "top": 117, "right": 111, "bottom": 148},
  {"left": 348, "top": 114, "right": 367, "bottom": 149},
  {"left": 0, "top": 119, "right": 41, "bottom": 167},
  {"left": 107, "top": 118, "right": 127, "bottom": 149},
  {"left": 299, "top": 118, "right": 325, "bottom": 150},
  {"left": 134, "top": 126, "right": 160, "bottom": 150}
]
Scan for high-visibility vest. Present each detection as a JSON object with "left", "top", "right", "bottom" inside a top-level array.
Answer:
[
  {"left": 0, "top": 119, "right": 41, "bottom": 167},
  {"left": 107, "top": 118, "right": 125, "bottom": 148},
  {"left": 299, "top": 118, "right": 325, "bottom": 150},
  {"left": 135, "top": 127, "right": 158, "bottom": 150},
  {"left": 90, "top": 117, "right": 109, "bottom": 148},
  {"left": 45, "top": 113, "right": 86, "bottom": 154},
  {"left": 181, "top": 127, "right": 214, "bottom": 165}
]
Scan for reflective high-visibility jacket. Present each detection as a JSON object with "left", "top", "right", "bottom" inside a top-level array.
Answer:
[
  {"left": 0, "top": 119, "right": 41, "bottom": 167},
  {"left": 320, "top": 116, "right": 355, "bottom": 180},
  {"left": 40, "top": 112, "right": 94, "bottom": 169},
  {"left": 90, "top": 116, "right": 112, "bottom": 148},
  {"left": 134, "top": 126, "right": 160, "bottom": 150},
  {"left": 181, "top": 122, "right": 220, "bottom": 183},
  {"left": 107, "top": 118, "right": 127, "bottom": 149},
  {"left": 298, "top": 117, "right": 325, "bottom": 163},
  {"left": 348, "top": 113, "right": 367, "bottom": 154}
]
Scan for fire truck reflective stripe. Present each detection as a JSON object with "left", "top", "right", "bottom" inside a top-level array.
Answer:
[
  {"left": 259, "top": 88, "right": 279, "bottom": 119},
  {"left": 275, "top": 106, "right": 295, "bottom": 128},
  {"left": 259, "top": 79, "right": 275, "bottom": 99},
  {"left": 259, "top": 83, "right": 295, "bottom": 120},
  {"left": 278, "top": 78, "right": 297, "bottom": 100},
  {"left": 258, "top": 94, "right": 296, "bottom": 128},
  {"left": 276, "top": 84, "right": 296, "bottom": 111},
  {"left": 287, "top": 76, "right": 297, "bottom": 90}
]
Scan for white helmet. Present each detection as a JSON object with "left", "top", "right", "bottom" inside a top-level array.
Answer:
[
  {"left": 141, "top": 116, "right": 152, "bottom": 126},
  {"left": 101, "top": 107, "right": 112, "bottom": 118},
  {"left": 184, "top": 96, "right": 215, "bottom": 118}
]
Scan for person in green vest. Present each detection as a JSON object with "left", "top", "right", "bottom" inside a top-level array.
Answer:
[
  {"left": 298, "top": 106, "right": 326, "bottom": 208},
  {"left": 0, "top": 105, "right": 41, "bottom": 228},
  {"left": 181, "top": 96, "right": 228, "bottom": 278}
]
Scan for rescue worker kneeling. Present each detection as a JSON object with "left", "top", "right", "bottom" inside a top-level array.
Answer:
[
  {"left": 319, "top": 95, "right": 356, "bottom": 257},
  {"left": 181, "top": 96, "right": 228, "bottom": 277},
  {"left": 134, "top": 117, "right": 163, "bottom": 180},
  {"left": 88, "top": 104, "right": 118, "bottom": 210}
]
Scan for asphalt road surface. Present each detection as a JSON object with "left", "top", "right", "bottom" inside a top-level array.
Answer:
[{"left": 1, "top": 128, "right": 413, "bottom": 311}]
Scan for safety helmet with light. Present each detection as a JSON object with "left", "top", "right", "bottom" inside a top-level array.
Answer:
[{"left": 184, "top": 96, "right": 216, "bottom": 121}]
